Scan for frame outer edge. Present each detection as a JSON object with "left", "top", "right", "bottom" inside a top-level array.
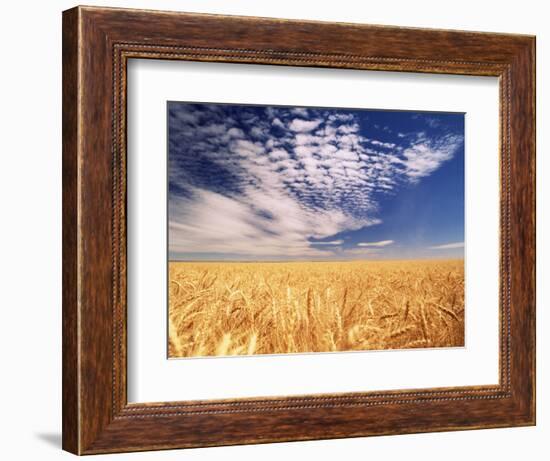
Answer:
[
  {"left": 531, "top": 36, "right": 537, "bottom": 425},
  {"left": 527, "top": 35, "right": 536, "bottom": 425},
  {"left": 505, "top": 36, "right": 536, "bottom": 424},
  {"left": 62, "top": 6, "right": 81, "bottom": 455}
]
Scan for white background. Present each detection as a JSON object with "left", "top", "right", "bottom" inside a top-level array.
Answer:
[
  {"left": 128, "top": 60, "right": 499, "bottom": 402},
  {"left": 0, "top": 0, "right": 546, "bottom": 460}
]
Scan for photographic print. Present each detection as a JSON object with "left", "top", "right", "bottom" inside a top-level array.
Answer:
[{"left": 168, "top": 102, "right": 465, "bottom": 358}]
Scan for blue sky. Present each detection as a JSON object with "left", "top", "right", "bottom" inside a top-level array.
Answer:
[{"left": 168, "top": 102, "right": 464, "bottom": 261}]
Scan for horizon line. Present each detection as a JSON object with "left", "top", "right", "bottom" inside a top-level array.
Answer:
[{"left": 168, "top": 257, "right": 465, "bottom": 263}]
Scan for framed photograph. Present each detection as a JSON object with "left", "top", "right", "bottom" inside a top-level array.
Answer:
[{"left": 62, "top": 6, "right": 535, "bottom": 455}]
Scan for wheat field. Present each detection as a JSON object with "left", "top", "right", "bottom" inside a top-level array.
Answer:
[{"left": 168, "top": 259, "right": 464, "bottom": 358}]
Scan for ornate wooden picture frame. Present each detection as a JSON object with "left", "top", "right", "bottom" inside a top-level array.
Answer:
[{"left": 62, "top": 5, "right": 535, "bottom": 455}]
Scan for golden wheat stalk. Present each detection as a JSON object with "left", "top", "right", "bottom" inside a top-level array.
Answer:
[{"left": 168, "top": 259, "right": 464, "bottom": 357}]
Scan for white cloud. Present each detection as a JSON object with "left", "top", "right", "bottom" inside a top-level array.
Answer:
[
  {"left": 329, "top": 113, "right": 354, "bottom": 123},
  {"left": 201, "top": 123, "right": 228, "bottom": 136},
  {"left": 295, "top": 145, "right": 318, "bottom": 157},
  {"left": 169, "top": 187, "right": 377, "bottom": 258},
  {"left": 357, "top": 240, "right": 394, "bottom": 247},
  {"left": 429, "top": 242, "right": 464, "bottom": 250},
  {"left": 272, "top": 117, "right": 285, "bottom": 129},
  {"left": 291, "top": 107, "right": 309, "bottom": 117},
  {"left": 294, "top": 133, "right": 320, "bottom": 145},
  {"left": 334, "top": 150, "right": 359, "bottom": 161},
  {"left": 269, "top": 149, "right": 290, "bottom": 161},
  {"left": 338, "top": 124, "right": 359, "bottom": 134},
  {"left": 369, "top": 139, "right": 396, "bottom": 149},
  {"left": 250, "top": 126, "right": 266, "bottom": 139},
  {"left": 172, "top": 110, "right": 200, "bottom": 125},
  {"left": 227, "top": 127, "right": 244, "bottom": 138},
  {"left": 289, "top": 118, "right": 322, "bottom": 133},
  {"left": 230, "top": 139, "right": 265, "bottom": 156},
  {"left": 402, "top": 133, "right": 463, "bottom": 182},
  {"left": 310, "top": 240, "right": 344, "bottom": 245}
]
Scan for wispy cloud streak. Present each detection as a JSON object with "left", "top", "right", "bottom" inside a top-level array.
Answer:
[
  {"left": 429, "top": 242, "right": 464, "bottom": 250},
  {"left": 357, "top": 240, "right": 394, "bottom": 247}
]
